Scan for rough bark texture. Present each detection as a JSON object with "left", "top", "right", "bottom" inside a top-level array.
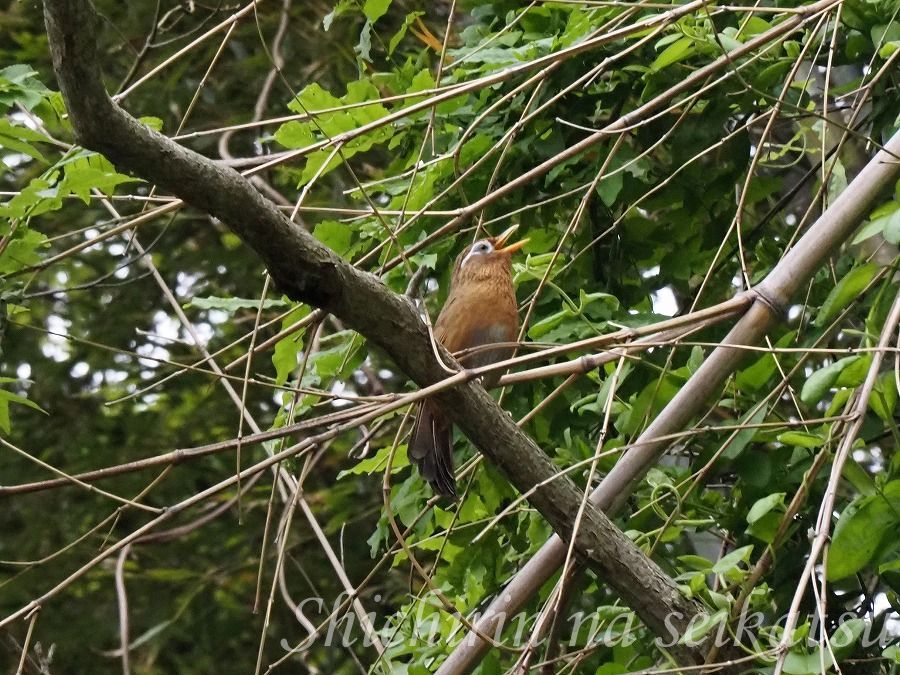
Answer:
[{"left": 43, "top": 0, "right": 735, "bottom": 667}]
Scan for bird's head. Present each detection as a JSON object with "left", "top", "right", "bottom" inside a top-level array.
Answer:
[{"left": 452, "top": 224, "right": 528, "bottom": 284}]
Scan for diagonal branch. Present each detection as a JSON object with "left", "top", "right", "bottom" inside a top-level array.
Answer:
[
  {"left": 439, "top": 121, "right": 900, "bottom": 675},
  {"left": 41, "top": 0, "right": 722, "bottom": 667}
]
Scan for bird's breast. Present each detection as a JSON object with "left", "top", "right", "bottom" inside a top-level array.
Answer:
[
  {"left": 435, "top": 253, "right": 519, "bottom": 382},
  {"left": 435, "top": 273, "right": 518, "bottom": 365}
]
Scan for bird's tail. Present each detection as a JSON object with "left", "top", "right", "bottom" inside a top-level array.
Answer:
[{"left": 408, "top": 401, "right": 457, "bottom": 498}]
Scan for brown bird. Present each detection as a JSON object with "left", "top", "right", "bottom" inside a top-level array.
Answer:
[{"left": 409, "top": 225, "right": 528, "bottom": 497}]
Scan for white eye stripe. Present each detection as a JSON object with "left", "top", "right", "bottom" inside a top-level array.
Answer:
[{"left": 460, "top": 240, "right": 493, "bottom": 268}]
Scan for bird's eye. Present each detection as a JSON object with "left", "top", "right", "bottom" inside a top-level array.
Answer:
[{"left": 459, "top": 239, "right": 494, "bottom": 269}]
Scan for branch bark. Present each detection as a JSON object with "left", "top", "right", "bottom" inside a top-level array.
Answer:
[{"left": 41, "top": 0, "right": 723, "bottom": 667}]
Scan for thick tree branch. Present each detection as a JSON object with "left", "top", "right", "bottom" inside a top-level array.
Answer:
[{"left": 42, "top": 0, "right": 721, "bottom": 667}]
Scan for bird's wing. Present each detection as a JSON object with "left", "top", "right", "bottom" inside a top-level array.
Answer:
[{"left": 432, "top": 291, "right": 459, "bottom": 346}]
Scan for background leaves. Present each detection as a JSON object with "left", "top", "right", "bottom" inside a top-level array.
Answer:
[{"left": 1, "top": 0, "right": 899, "bottom": 673}]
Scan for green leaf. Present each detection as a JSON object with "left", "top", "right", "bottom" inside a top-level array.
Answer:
[
  {"left": 388, "top": 12, "right": 424, "bottom": 55},
  {"left": 339, "top": 444, "right": 409, "bottom": 478},
  {"left": 616, "top": 375, "right": 682, "bottom": 436},
  {"left": 299, "top": 149, "right": 345, "bottom": 186},
  {"left": 747, "top": 493, "right": 785, "bottom": 524},
  {"left": 186, "top": 296, "right": 290, "bottom": 312},
  {"left": 783, "top": 40, "right": 801, "bottom": 58},
  {"left": 61, "top": 152, "right": 141, "bottom": 203},
  {"left": 777, "top": 431, "right": 825, "bottom": 449},
  {"left": 872, "top": 22, "right": 900, "bottom": 49},
  {"left": 782, "top": 648, "right": 834, "bottom": 674},
  {"left": 0, "top": 64, "right": 39, "bottom": 82},
  {"left": 406, "top": 68, "right": 435, "bottom": 96},
  {"left": 781, "top": 618, "right": 866, "bottom": 673},
  {"left": 721, "top": 405, "right": 767, "bottom": 460},
  {"left": 138, "top": 116, "right": 164, "bottom": 131},
  {"left": 363, "top": 0, "right": 391, "bottom": 23},
  {"left": 712, "top": 544, "right": 753, "bottom": 575},
  {"left": 735, "top": 354, "right": 777, "bottom": 391},
  {"left": 313, "top": 220, "right": 353, "bottom": 256},
  {"left": 851, "top": 201, "right": 899, "bottom": 244},
  {"left": 651, "top": 37, "right": 695, "bottom": 71},
  {"left": 271, "top": 305, "right": 309, "bottom": 386},
  {"left": 816, "top": 263, "right": 879, "bottom": 326},
  {"left": 0, "top": 387, "right": 47, "bottom": 433},
  {"left": 716, "top": 32, "right": 743, "bottom": 52},
  {"left": 834, "top": 354, "right": 872, "bottom": 387},
  {"left": 288, "top": 82, "right": 342, "bottom": 115},
  {"left": 280, "top": 80, "right": 392, "bottom": 184},
  {"left": 591, "top": 147, "right": 644, "bottom": 206},
  {"left": 0, "top": 396, "right": 8, "bottom": 434},
  {"left": 824, "top": 387, "right": 853, "bottom": 417},
  {"left": 0, "top": 64, "right": 51, "bottom": 111},
  {"left": 0, "top": 119, "right": 49, "bottom": 163},
  {"left": 0, "top": 178, "right": 63, "bottom": 219},
  {"left": 800, "top": 356, "right": 859, "bottom": 407},
  {"left": 741, "top": 16, "right": 772, "bottom": 36},
  {"left": 308, "top": 331, "right": 365, "bottom": 382},
  {"left": 272, "top": 334, "right": 303, "bottom": 387},
  {"left": 746, "top": 493, "right": 785, "bottom": 543},
  {"left": 870, "top": 371, "right": 897, "bottom": 421},
  {"left": 274, "top": 120, "right": 316, "bottom": 149},
  {"left": 356, "top": 19, "right": 374, "bottom": 62},
  {"left": 527, "top": 290, "right": 618, "bottom": 340},
  {"left": 883, "top": 644, "right": 900, "bottom": 664},
  {"left": 322, "top": 0, "right": 354, "bottom": 30},
  {"left": 831, "top": 618, "right": 865, "bottom": 651},
  {"left": 736, "top": 331, "right": 796, "bottom": 391},
  {"left": 595, "top": 170, "right": 623, "bottom": 206},
  {"left": 754, "top": 60, "right": 792, "bottom": 90},
  {"left": 827, "top": 481, "right": 900, "bottom": 580},
  {"left": 885, "top": 207, "right": 900, "bottom": 245},
  {"left": 706, "top": 589, "right": 731, "bottom": 611},
  {"left": 678, "top": 554, "right": 714, "bottom": 571},
  {"left": 678, "top": 609, "right": 726, "bottom": 644},
  {"left": 0, "top": 228, "right": 48, "bottom": 274},
  {"left": 842, "top": 458, "right": 876, "bottom": 496},
  {"left": 735, "top": 450, "right": 772, "bottom": 489}
]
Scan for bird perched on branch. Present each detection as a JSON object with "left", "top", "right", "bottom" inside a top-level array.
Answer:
[{"left": 409, "top": 225, "right": 528, "bottom": 497}]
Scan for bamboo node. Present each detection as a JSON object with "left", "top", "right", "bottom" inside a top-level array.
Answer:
[{"left": 745, "top": 286, "right": 788, "bottom": 319}]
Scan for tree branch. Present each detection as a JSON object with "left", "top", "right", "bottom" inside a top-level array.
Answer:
[
  {"left": 439, "top": 120, "right": 900, "bottom": 675},
  {"left": 41, "top": 0, "right": 720, "bottom": 667}
]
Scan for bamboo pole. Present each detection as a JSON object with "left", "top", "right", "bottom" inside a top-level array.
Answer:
[{"left": 436, "top": 130, "right": 900, "bottom": 675}]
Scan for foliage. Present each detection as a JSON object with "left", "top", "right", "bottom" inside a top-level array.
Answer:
[{"left": 1, "top": 0, "right": 899, "bottom": 673}]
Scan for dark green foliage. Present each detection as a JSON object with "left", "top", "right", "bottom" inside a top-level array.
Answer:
[{"left": 1, "top": 0, "right": 899, "bottom": 672}]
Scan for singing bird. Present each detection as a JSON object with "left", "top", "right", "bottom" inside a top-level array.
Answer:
[{"left": 409, "top": 225, "right": 528, "bottom": 497}]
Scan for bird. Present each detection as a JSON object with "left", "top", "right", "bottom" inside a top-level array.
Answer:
[{"left": 409, "top": 224, "right": 528, "bottom": 497}]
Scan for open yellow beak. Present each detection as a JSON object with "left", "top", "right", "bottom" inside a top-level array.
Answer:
[{"left": 494, "top": 224, "right": 529, "bottom": 254}]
